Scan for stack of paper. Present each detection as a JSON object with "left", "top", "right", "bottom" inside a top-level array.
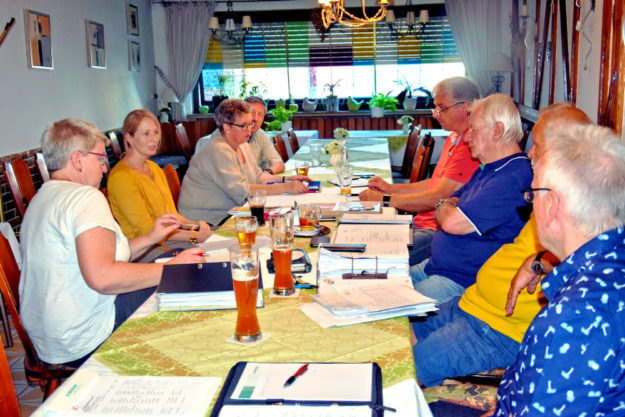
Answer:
[
  {"left": 340, "top": 212, "right": 413, "bottom": 224},
  {"left": 156, "top": 262, "right": 263, "bottom": 311}
]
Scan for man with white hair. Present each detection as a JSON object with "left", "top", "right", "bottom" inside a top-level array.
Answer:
[
  {"left": 496, "top": 125, "right": 625, "bottom": 415},
  {"left": 410, "top": 94, "right": 533, "bottom": 304}
]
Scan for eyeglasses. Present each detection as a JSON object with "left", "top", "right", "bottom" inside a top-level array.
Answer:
[
  {"left": 87, "top": 151, "right": 108, "bottom": 166},
  {"left": 522, "top": 187, "right": 551, "bottom": 204},
  {"left": 432, "top": 101, "right": 465, "bottom": 116},
  {"left": 229, "top": 122, "right": 254, "bottom": 130}
]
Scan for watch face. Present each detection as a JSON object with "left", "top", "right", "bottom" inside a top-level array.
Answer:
[{"left": 531, "top": 260, "right": 543, "bottom": 275}]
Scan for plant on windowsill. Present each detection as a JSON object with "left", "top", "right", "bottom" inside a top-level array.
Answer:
[
  {"left": 238, "top": 77, "right": 268, "bottom": 99},
  {"left": 396, "top": 78, "right": 417, "bottom": 110},
  {"left": 212, "top": 74, "right": 232, "bottom": 111},
  {"left": 264, "top": 102, "right": 298, "bottom": 132},
  {"left": 324, "top": 80, "right": 341, "bottom": 112},
  {"left": 368, "top": 92, "right": 399, "bottom": 118}
]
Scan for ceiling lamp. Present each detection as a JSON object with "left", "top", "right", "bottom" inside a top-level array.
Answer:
[
  {"left": 386, "top": 1, "right": 429, "bottom": 38},
  {"left": 209, "top": 1, "right": 252, "bottom": 45},
  {"left": 318, "top": 0, "right": 389, "bottom": 29}
]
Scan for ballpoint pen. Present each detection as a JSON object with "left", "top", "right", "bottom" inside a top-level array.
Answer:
[{"left": 283, "top": 363, "right": 309, "bottom": 388}]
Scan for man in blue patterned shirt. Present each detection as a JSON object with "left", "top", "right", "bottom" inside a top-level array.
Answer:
[{"left": 496, "top": 125, "right": 625, "bottom": 415}]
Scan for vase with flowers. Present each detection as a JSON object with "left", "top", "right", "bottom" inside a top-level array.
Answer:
[
  {"left": 323, "top": 127, "right": 350, "bottom": 167},
  {"left": 397, "top": 115, "right": 414, "bottom": 134}
]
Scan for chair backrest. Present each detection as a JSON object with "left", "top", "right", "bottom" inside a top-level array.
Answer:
[
  {"left": 35, "top": 152, "right": 50, "bottom": 182},
  {"left": 401, "top": 124, "right": 421, "bottom": 178},
  {"left": 272, "top": 135, "right": 289, "bottom": 162},
  {"left": 3, "top": 158, "right": 36, "bottom": 217},
  {"left": 0, "top": 233, "right": 20, "bottom": 309},
  {"left": 106, "top": 131, "right": 124, "bottom": 160},
  {"left": 162, "top": 164, "right": 181, "bottom": 206},
  {"left": 410, "top": 133, "right": 434, "bottom": 183},
  {"left": 0, "top": 339, "right": 20, "bottom": 417},
  {"left": 174, "top": 123, "right": 193, "bottom": 159},
  {"left": 287, "top": 128, "right": 299, "bottom": 154}
]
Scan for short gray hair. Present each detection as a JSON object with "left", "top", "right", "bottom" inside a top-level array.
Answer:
[
  {"left": 470, "top": 94, "right": 523, "bottom": 144},
  {"left": 433, "top": 77, "right": 480, "bottom": 103},
  {"left": 542, "top": 125, "right": 625, "bottom": 237},
  {"left": 214, "top": 99, "right": 253, "bottom": 132},
  {"left": 41, "top": 118, "right": 107, "bottom": 172},
  {"left": 244, "top": 96, "right": 266, "bottom": 111}
]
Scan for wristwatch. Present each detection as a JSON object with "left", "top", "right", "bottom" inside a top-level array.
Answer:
[
  {"left": 435, "top": 198, "right": 456, "bottom": 209},
  {"left": 531, "top": 251, "right": 547, "bottom": 275},
  {"left": 382, "top": 194, "right": 391, "bottom": 207},
  {"left": 265, "top": 168, "right": 274, "bottom": 175}
]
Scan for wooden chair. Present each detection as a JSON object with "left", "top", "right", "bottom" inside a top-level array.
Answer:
[
  {"left": 272, "top": 134, "right": 289, "bottom": 162},
  {"left": 287, "top": 128, "right": 300, "bottom": 154},
  {"left": 175, "top": 123, "right": 194, "bottom": 160},
  {"left": 0, "top": 232, "right": 19, "bottom": 348},
  {"left": 0, "top": 340, "right": 20, "bottom": 417},
  {"left": 0, "top": 246, "right": 75, "bottom": 400},
  {"left": 400, "top": 124, "right": 422, "bottom": 178},
  {"left": 35, "top": 152, "right": 50, "bottom": 182},
  {"left": 409, "top": 133, "right": 434, "bottom": 183},
  {"left": 3, "top": 158, "right": 36, "bottom": 218},
  {"left": 162, "top": 164, "right": 181, "bottom": 206},
  {"left": 106, "top": 131, "right": 124, "bottom": 160}
]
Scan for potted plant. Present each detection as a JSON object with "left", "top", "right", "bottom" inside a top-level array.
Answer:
[
  {"left": 324, "top": 80, "right": 341, "bottom": 112},
  {"left": 368, "top": 92, "right": 399, "bottom": 118},
  {"left": 396, "top": 78, "right": 417, "bottom": 110},
  {"left": 212, "top": 74, "right": 231, "bottom": 111},
  {"left": 397, "top": 115, "right": 414, "bottom": 134},
  {"left": 265, "top": 102, "right": 298, "bottom": 132},
  {"left": 238, "top": 77, "right": 268, "bottom": 98}
]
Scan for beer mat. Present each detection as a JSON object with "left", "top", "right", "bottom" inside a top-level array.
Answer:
[
  {"left": 269, "top": 288, "right": 300, "bottom": 298},
  {"left": 294, "top": 225, "right": 331, "bottom": 237},
  {"left": 225, "top": 333, "right": 270, "bottom": 346}
]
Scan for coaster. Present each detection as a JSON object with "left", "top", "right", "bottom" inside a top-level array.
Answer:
[
  {"left": 268, "top": 288, "right": 300, "bottom": 298},
  {"left": 226, "top": 333, "right": 270, "bottom": 346}
]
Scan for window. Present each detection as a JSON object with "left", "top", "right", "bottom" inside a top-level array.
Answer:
[{"left": 196, "top": 12, "right": 464, "bottom": 109}]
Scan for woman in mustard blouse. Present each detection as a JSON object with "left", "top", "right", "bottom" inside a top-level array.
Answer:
[{"left": 108, "top": 110, "right": 212, "bottom": 243}]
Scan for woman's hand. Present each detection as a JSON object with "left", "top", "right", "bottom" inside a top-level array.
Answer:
[
  {"left": 193, "top": 221, "right": 214, "bottom": 243},
  {"left": 166, "top": 247, "right": 205, "bottom": 264},
  {"left": 287, "top": 174, "right": 312, "bottom": 183},
  {"left": 286, "top": 180, "right": 310, "bottom": 194},
  {"left": 359, "top": 189, "right": 383, "bottom": 201},
  {"left": 149, "top": 214, "right": 183, "bottom": 242},
  {"left": 367, "top": 177, "right": 390, "bottom": 193}
]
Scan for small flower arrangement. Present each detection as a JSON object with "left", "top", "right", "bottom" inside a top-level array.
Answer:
[
  {"left": 397, "top": 115, "right": 414, "bottom": 126},
  {"left": 325, "top": 80, "right": 341, "bottom": 96},
  {"left": 333, "top": 127, "right": 349, "bottom": 139},
  {"left": 323, "top": 140, "right": 346, "bottom": 155}
]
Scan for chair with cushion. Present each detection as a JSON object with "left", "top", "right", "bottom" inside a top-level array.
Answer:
[
  {"left": 35, "top": 152, "right": 50, "bottom": 182},
  {"left": 272, "top": 134, "right": 289, "bottom": 162},
  {"left": 287, "top": 128, "right": 300, "bottom": 155},
  {"left": 409, "top": 133, "right": 434, "bottom": 183},
  {"left": 175, "top": 123, "right": 194, "bottom": 160},
  {"left": 3, "top": 158, "right": 37, "bottom": 218},
  {"left": 162, "top": 164, "right": 181, "bottom": 206},
  {"left": 150, "top": 124, "right": 189, "bottom": 172}
]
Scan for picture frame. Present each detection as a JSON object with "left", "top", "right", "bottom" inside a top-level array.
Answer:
[
  {"left": 85, "top": 20, "right": 105, "bottom": 69},
  {"left": 24, "top": 9, "right": 53, "bottom": 69},
  {"left": 128, "top": 40, "right": 140, "bottom": 71},
  {"left": 126, "top": 3, "right": 139, "bottom": 36}
]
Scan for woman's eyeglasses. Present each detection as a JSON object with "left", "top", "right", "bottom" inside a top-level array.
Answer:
[
  {"left": 229, "top": 122, "right": 254, "bottom": 130},
  {"left": 87, "top": 151, "right": 108, "bottom": 166},
  {"left": 522, "top": 187, "right": 551, "bottom": 204}
]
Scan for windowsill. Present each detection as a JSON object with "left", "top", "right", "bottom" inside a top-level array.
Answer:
[{"left": 188, "top": 109, "right": 434, "bottom": 119}]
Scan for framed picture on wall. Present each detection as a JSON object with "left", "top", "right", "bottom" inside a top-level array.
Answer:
[
  {"left": 86, "top": 20, "right": 105, "bottom": 69},
  {"left": 23, "top": 9, "right": 53, "bottom": 69},
  {"left": 126, "top": 3, "right": 139, "bottom": 36},
  {"left": 128, "top": 40, "right": 140, "bottom": 71}
]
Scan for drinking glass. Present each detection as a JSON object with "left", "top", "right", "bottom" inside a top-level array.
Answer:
[
  {"left": 295, "top": 161, "right": 310, "bottom": 176},
  {"left": 235, "top": 216, "right": 258, "bottom": 250},
  {"left": 297, "top": 204, "right": 321, "bottom": 231},
  {"left": 336, "top": 166, "right": 353, "bottom": 196},
  {"left": 269, "top": 212, "right": 295, "bottom": 295},
  {"left": 247, "top": 190, "right": 267, "bottom": 226},
  {"left": 310, "top": 143, "right": 323, "bottom": 167},
  {"left": 229, "top": 247, "right": 262, "bottom": 343}
]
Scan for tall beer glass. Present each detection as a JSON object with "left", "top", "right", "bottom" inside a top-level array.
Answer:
[
  {"left": 235, "top": 216, "right": 257, "bottom": 250},
  {"left": 270, "top": 212, "right": 295, "bottom": 295},
  {"left": 229, "top": 247, "right": 262, "bottom": 342}
]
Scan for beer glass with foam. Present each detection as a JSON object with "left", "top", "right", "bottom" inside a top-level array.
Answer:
[
  {"left": 229, "top": 247, "right": 262, "bottom": 342},
  {"left": 269, "top": 212, "right": 295, "bottom": 295},
  {"left": 235, "top": 216, "right": 257, "bottom": 250}
]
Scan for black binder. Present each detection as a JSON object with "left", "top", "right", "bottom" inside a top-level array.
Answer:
[{"left": 210, "top": 362, "right": 386, "bottom": 417}]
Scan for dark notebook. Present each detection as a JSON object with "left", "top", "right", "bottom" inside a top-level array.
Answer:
[{"left": 156, "top": 263, "right": 264, "bottom": 311}]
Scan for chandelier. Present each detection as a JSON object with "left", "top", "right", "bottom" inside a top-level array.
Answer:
[
  {"left": 386, "top": 1, "right": 429, "bottom": 38},
  {"left": 209, "top": 1, "right": 252, "bottom": 45},
  {"left": 318, "top": 0, "right": 389, "bottom": 29}
]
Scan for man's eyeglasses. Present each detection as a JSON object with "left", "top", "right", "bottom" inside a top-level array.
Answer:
[
  {"left": 522, "top": 187, "right": 551, "bottom": 204},
  {"left": 229, "top": 122, "right": 254, "bottom": 130},
  {"left": 432, "top": 101, "right": 465, "bottom": 116},
  {"left": 87, "top": 151, "right": 108, "bottom": 166}
]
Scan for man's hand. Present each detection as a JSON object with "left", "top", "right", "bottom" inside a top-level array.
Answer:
[
  {"left": 359, "top": 189, "right": 383, "bottom": 201},
  {"left": 287, "top": 174, "right": 312, "bottom": 183},
  {"left": 367, "top": 176, "right": 390, "bottom": 193},
  {"left": 505, "top": 254, "right": 542, "bottom": 316},
  {"left": 286, "top": 180, "right": 310, "bottom": 194}
]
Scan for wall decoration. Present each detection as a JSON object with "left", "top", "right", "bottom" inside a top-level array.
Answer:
[
  {"left": 128, "top": 40, "right": 140, "bottom": 71},
  {"left": 86, "top": 20, "right": 105, "bottom": 69},
  {"left": 24, "top": 9, "right": 52, "bottom": 69},
  {"left": 126, "top": 3, "right": 139, "bottom": 36}
]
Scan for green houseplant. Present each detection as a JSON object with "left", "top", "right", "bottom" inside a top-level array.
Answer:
[
  {"left": 264, "top": 103, "right": 298, "bottom": 132},
  {"left": 368, "top": 92, "right": 399, "bottom": 118}
]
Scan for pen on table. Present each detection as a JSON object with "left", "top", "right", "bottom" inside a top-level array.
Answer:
[{"left": 283, "top": 363, "right": 309, "bottom": 388}]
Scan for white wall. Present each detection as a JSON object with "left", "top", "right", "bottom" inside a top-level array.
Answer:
[{"left": 0, "top": 0, "right": 156, "bottom": 155}]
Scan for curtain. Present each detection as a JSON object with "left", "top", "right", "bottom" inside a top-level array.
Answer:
[
  {"left": 445, "top": 0, "right": 502, "bottom": 96},
  {"left": 164, "top": 2, "right": 214, "bottom": 121}
]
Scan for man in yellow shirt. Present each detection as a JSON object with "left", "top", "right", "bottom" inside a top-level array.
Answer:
[{"left": 412, "top": 103, "right": 591, "bottom": 386}]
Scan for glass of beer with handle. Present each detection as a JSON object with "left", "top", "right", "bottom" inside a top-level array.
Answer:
[
  {"left": 247, "top": 189, "right": 267, "bottom": 226},
  {"left": 270, "top": 212, "right": 295, "bottom": 295},
  {"left": 235, "top": 216, "right": 257, "bottom": 250},
  {"left": 230, "top": 246, "right": 262, "bottom": 343}
]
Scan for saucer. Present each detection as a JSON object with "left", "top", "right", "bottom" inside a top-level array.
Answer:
[{"left": 294, "top": 225, "right": 330, "bottom": 237}]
